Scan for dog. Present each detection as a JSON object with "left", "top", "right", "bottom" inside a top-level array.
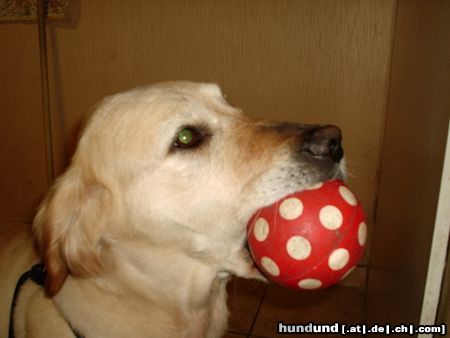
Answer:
[{"left": 0, "top": 81, "right": 345, "bottom": 338}]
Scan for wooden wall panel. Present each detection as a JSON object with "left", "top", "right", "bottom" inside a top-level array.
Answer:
[
  {"left": 1, "top": 0, "right": 396, "bottom": 269},
  {"left": 367, "top": 0, "right": 450, "bottom": 324},
  {"left": 2, "top": 0, "right": 449, "bottom": 324},
  {"left": 48, "top": 0, "right": 396, "bottom": 227},
  {"left": 0, "top": 24, "right": 48, "bottom": 222}
]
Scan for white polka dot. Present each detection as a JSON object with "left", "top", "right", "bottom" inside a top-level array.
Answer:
[
  {"left": 319, "top": 205, "right": 343, "bottom": 230},
  {"left": 339, "top": 185, "right": 357, "bottom": 206},
  {"left": 328, "top": 248, "right": 350, "bottom": 270},
  {"left": 286, "top": 236, "right": 312, "bottom": 260},
  {"left": 340, "top": 266, "right": 356, "bottom": 281},
  {"left": 279, "top": 197, "right": 303, "bottom": 220},
  {"left": 358, "top": 222, "right": 367, "bottom": 246},
  {"left": 253, "top": 218, "right": 270, "bottom": 242},
  {"left": 298, "top": 278, "right": 322, "bottom": 290},
  {"left": 260, "top": 257, "right": 280, "bottom": 276},
  {"left": 307, "top": 182, "right": 324, "bottom": 190}
]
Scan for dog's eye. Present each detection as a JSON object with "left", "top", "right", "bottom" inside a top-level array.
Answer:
[{"left": 173, "top": 127, "right": 203, "bottom": 149}]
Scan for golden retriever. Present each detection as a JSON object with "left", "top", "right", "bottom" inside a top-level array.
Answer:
[{"left": 0, "top": 81, "right": 344, "bottom": 338}]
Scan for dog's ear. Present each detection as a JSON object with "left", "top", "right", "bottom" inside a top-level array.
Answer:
[{"left": 33, "top": 168, "right": 110, "bottom": 297}]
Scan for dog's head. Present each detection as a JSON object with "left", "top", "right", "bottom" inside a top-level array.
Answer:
[{"left": 34, "top": 82, "right": 344, "bottom": 296}]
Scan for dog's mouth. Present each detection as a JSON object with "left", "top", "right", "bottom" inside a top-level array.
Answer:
[
  {"left": 243, "top": 240, "right": 262, "bottom": 272},
  {"left": 244, "top": 241, "right": 252, "bottom": 257},
  {"left": 241, "top": 151, "right": 346, "bottom": 264}
]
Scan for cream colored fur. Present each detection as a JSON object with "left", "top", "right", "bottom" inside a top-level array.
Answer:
[{"left": 0, "top": 82, "right": 343, "bottom": 338}]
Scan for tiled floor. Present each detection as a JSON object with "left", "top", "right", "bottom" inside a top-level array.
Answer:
[{"left": 225, "top": 278, "right": 365, "bottom": 338}]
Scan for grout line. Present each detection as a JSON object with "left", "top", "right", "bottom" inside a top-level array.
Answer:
[
  {"left": 246, "top": 283, "right": 269, "bottom": 337},
  {"left": 0, "top": 218, "right": 33, "bottom": 225},
  {"left": 226, "top": 329, "right": 248, "bottom": 337}
]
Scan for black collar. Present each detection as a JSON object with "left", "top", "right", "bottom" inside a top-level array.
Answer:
[{"left": 9, "top": 263, "right": 84, "bottom": 338}]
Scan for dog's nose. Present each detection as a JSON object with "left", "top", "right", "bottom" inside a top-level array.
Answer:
[{"left": 302, "top": 125, "right": 343, "bottom": 163}]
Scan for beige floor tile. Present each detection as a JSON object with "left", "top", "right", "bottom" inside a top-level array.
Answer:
[
  {"left": 223, "top": 332, "right": 248, "bottom": 338},
  {"left": 339, "top": 266, "right": 367, "bottom": 289},
  {"left": 251, "top": 285, "right": 364, "bottom": 338}
]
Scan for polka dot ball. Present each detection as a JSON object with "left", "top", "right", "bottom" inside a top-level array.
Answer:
[{"left": 247, "top": 180, "right": 366, "bottom": 290}]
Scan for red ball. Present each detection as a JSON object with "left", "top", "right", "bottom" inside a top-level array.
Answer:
[{"left": 247, "top": 180, "right": 366, "bottom": 290}]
